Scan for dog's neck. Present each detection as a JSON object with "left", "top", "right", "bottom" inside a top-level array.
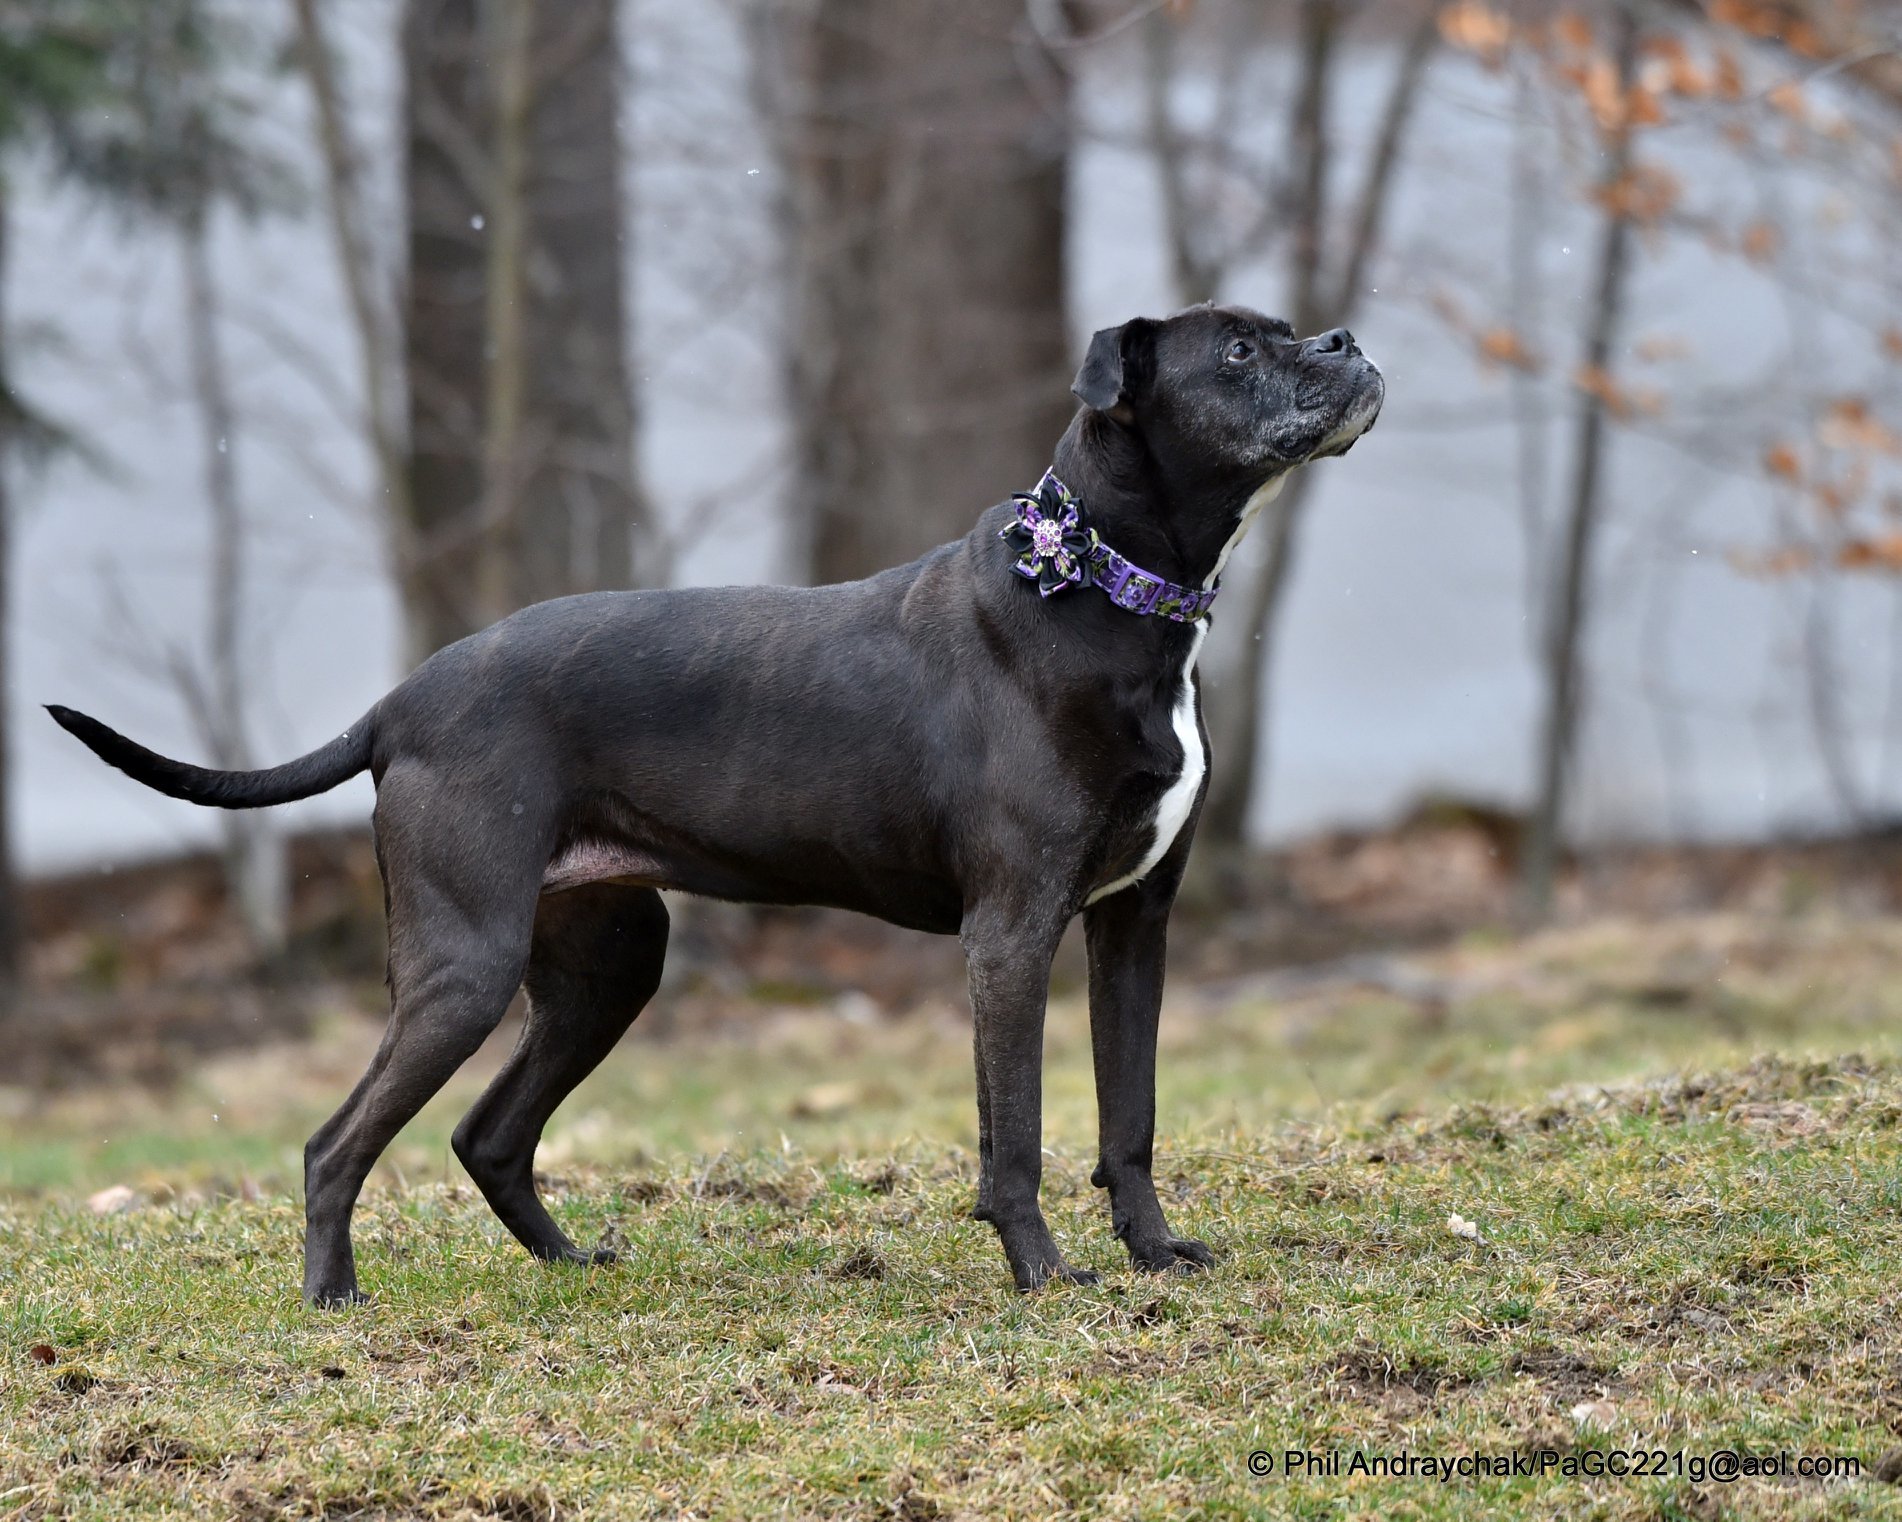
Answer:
[{"left": 1049, "top": 411, "right": 1288, "bottom": 593}]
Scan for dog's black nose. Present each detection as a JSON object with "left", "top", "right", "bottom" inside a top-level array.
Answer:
[{"left": 1308, "top": 327, "right": 1355, "bottom": 356}]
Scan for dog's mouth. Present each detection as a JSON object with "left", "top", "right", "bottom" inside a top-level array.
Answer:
[{"left": 1305, "top": 359, "right": 1384, "bottom": 461}]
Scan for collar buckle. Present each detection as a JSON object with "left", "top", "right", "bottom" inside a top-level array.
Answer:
[{"left": 1108, "top": 565, "right": 1164, "bottom": 615}]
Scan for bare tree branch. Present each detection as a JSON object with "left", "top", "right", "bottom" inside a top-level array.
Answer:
[
  {"left": 288, "top": 0, "right": 417, "bottom": 585},
  {"left": 1521, "top": 2, "right": 1644, "bottom": 917},
  {"left": 1330, "top": 2, "right": 1439, "bottom": 314}
]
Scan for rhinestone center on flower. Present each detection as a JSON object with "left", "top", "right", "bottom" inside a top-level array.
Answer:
[{"left": 1030, "top": 518, "right": 1064, "bottom": 557}]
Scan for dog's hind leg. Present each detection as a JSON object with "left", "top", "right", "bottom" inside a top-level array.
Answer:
[
  {"left": 452, "top": 884, "right": 668, "bottom": 1265},
  {"left": 302, "top": 771, "right": 546, "bottom": 1307}
]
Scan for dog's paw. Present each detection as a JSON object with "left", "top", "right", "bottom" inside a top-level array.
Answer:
[
  {"left": 541, "top": 1244, "right": 619, "bottom": 1268},
  {"left": 306, "top": 1286, "right": 371, "bottom": 1310},
  {"left": 1130, "top": 1236, "right": 1217, "bottom": 1275},
  {"left": 1013, "top": 1258, "right": 1101, "bottom": 1292}
]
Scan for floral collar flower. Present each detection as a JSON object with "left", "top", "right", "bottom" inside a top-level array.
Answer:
[{"left": 1000, "top": 471, "right": 1098, "bottom": 597}]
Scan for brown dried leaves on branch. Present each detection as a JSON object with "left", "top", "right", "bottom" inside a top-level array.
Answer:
[
  {"left": 1573, "top": 364, "right": 1664, "bottom": 420},
  {"left": 1591, "top": 163, "right": 1682, "bottom": 223},
  {"left": 1438, "top": 1, "right": 1511, "bottom": 68},
  {"left": 1752, "top": 400, "right": 1902, "bottom": 573},
  {"left": 1818, "top": 397, "right": 1902, "bottom": 456},
  {"left": 1477, "top": 327, "right": 1540, "bottom": 372}
]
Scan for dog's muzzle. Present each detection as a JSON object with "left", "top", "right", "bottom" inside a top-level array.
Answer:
[{"left": 1310, "top": 359, "right": 1384, "bottom": 459}]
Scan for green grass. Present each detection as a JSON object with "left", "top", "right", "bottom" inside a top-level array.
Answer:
[{"left": 5, "top": 912, "right": 1902, "bottom": 1518}]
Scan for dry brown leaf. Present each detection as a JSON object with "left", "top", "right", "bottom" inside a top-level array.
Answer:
[
  {"left": 1739, "top": 220, "right": 1781, "bottom": 264},
  {"left": 1582, "top": 57, "right": 1625, "bottom": 132},
  {"left": 1477, "top": 327, "right": 1539, "bottom": 371},
  {"left": 1767, "top": 80, "right": 1807, "bottom": 121},
  {"left": 1594, "top": 163, "right": 1682, "bottom": 221},
  {"left": 1573, "top": 365, "right": 1661, "bottom": 419},
  {"left": 1733, "top": 544, "right": 1814, "bottom": 577},
  {"left": 1642, "top": 35, "right": 1710, "bottom": 96},
  {"left": 1819, "top": 397, "right": 1901, "bottom": 455},
  {"left": 1837, "top": 534, "right": 1902, "bottom": 571},
  {"left": 1710, "top": 0, "right": 1786, "bottom": 39},
  {"left": 1812, "top": 473, "right": 1857, "bottom": 515},
  {"left": 1783, "top": 19, "right": 1825, "bottom": 58},
  {"left": 1554, "top": 11, "right": 1592, "bottom": 51},
  {"left": 1633, "top": 334, "right": 1691, "bottom": 363},
  {"left": 1763, "top": 442, "right": 1803, "bottom": 480},
  {"left": 1439, "top": 1, "right": 1511, "bottom": 67}
]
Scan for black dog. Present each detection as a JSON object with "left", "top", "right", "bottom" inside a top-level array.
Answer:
[{"left": 50, "top": 304, "right": 1382, "bottom": 1305}]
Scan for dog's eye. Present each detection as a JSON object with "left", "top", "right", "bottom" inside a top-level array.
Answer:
[{"left": 1224, "top": 339, "right": 1255, "bottom": 366}]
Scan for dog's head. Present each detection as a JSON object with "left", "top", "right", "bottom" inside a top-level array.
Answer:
[{"left": 1072, "top": 303, "right": 1384, "bottom": 482}]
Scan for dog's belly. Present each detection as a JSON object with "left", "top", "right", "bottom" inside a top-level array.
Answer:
[
  {"left": 541, "top": 839, "right": 668, "bottom": 894},
  {"left": 540, "top": 834, "right": 963, "bottom": 934}
]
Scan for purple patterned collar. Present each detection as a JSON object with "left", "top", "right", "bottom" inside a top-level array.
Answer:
[{"left": 998, "top": 469, "right": 1218, "bottom": 623}]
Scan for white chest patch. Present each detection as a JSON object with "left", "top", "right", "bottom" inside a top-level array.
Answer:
[
  {"left": 1084, "top": 474, "right": 1286, "bottom": 905},
  {"left": 1085, "top": 622, "right": 1209, "bottom": 905}
]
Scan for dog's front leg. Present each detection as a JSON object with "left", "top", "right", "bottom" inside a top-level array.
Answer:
[
  {"left": 963, "top": 906, "right": 1099, "bottom": 1290},
  {"left": 1083, "top": 888, "right": 1216, "bottom": 1274}
]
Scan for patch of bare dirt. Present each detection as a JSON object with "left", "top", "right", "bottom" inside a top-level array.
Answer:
[{"left": 1325, "top": 1343, "right": 1473, "bottom": 1403}]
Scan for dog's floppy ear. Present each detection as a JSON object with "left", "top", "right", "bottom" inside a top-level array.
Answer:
[{"left": 1072, "top": 318, "right": 1156, "bottom": 420}]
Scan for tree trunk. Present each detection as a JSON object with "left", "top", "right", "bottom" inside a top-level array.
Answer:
[
  {"left": 1507, "top": 28, "right": 1551, "bottom": 623},
  {"left": 513, "top": 0, "right": 640, "bottom": 609},
  {"left": 1519, "top": 5, "right": 1641, "bottom": 918},
  {"left": 479, "top": 0, "right": 534, "bottom": 626},
  {"left": 0, "top": 194, "right": 21, "bottom": 1004},
  {"left": 779, "top": 0, "right": 1073, "bottom": 583},
  {"left": 398, "top": 0, "right": 642, "bottom": 661},
  {"left": 400, "top": 0, "right": 489, "bottom": 658},
  {"left": 182, "top": 200, "right": 287, "bottom": 958}
]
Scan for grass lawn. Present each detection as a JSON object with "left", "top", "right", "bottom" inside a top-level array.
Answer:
[{"left": 5, "top": 912, "right": 1902, "bottom": 1518}]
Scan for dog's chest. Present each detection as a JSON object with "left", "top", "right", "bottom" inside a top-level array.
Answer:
[
  {"left": 1084, "top": 622, "right": 1207, "bottom": 905},
  {"left": 1076, "top": 477, "right": 1281, "bottom": 903}
]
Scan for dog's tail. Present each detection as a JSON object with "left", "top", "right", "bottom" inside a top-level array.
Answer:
[{"left": 45, "top": 704, "right": 377, "bottom": 810}]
